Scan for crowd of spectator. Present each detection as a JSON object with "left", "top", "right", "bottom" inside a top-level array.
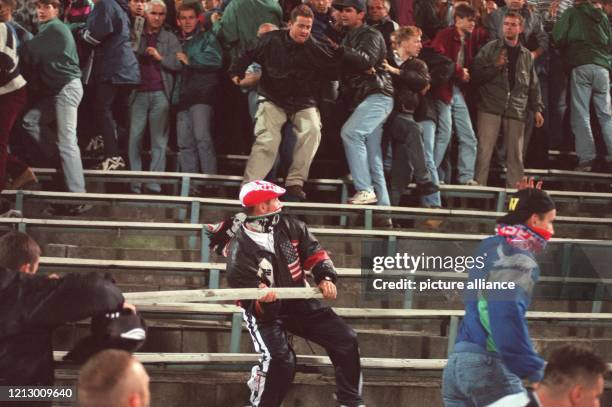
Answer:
[{"left": 0, "top": 0, "right": 610, "bottom": 218}]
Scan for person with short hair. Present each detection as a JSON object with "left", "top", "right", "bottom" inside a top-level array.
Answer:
[
  {"left": 20, "top": 0, "right": 89, "bottom": 214},
  {"left": 334, "top": 0, "right": 394, "bottom": 213},
  {"left": 431, "top": 3, "right": 479, "bottom": 186},
  {"left": 128, "top": 0, "right": 180, "bottom": 194},
  {"left": 367, "top": 0, "right": 399, "bottom": 50},
  {"left": 552, "top": 0, "right": 612, "bottom": 172},
  {"left": 0, "top": 231, "right": 130, "bottom": 389},
  {"left": 383, "top": 25, "right": 441, "bottom": 207},
  {"left": 229, "top": 5, "right": 341, "bottom": 202},
  {"left": 0, "top": 0, "right": 33, "bottom": 47},
  {"left": 526, "top": 344, "right": 607, "bottom": 407},
  {"left": 174, "top": 3, "right": 222, "bottom": 181},
  {"left": 472, "top": 12, "right": 545, "bottom": 186},
  {"left": 442, "top": 178, "right": 556, "bottom": 406},
  {"left": 207, "top": 180, "right": 363, "bottom": 407},
  {"left": 78, "top": 349, "right": 151, "bottom": 407}
]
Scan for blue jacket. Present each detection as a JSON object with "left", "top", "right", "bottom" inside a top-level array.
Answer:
[
  {"left": 82, "top": 0, "right": 140, "bottom": 85},
  {"left": 455, "top": 226, "right": 546, "bottom": 382}
]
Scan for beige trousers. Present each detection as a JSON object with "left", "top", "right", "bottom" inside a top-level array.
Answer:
[
  {"left": 475, "top": 111, "right": 525, "bottom": 187},
  {"left": 243, "top": 101, "right": 321, "bottom": 187}
]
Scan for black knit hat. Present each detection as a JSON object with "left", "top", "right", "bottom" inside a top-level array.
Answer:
[
  {"left": 63, "top": 309, "right": 147, "bottom": 363},
  {"left": 497, "top": 188, "right": 556, "bottom": 225}
]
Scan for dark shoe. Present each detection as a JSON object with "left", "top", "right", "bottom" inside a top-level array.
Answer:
[
  {"left": 416, "top": 181, "right": 440, "bottom": 196},
  {"left": 43, "top": 203, "right": 93, "bottom": 217},
  {"left": 284, "top": 185, "right": 306, "bottom": 202},
  {"left": 374, "top": 217, "right": 393, "bottom": 229}
]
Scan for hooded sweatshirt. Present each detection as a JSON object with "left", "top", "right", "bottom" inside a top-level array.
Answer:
[{"left": 552, "top": 1, "right": 612, "bottom": 70}]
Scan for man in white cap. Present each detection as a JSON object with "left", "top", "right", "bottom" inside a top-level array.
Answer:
[{"left": 207, "top": 180, "right": 364, "bottom": 407}]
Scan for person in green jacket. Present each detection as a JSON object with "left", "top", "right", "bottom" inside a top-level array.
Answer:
[
  {"left": 175, "top": 3, "right": 223, "bottom": 183},
  {"left": 218, "top": 0, "right": 282, "bottom": 63},
  {"left": 472, "top": 11, "right": 545, "bottom": 187},
  {"left": 552, "top": 0, "right": 612, "bottom": 172},
  {"left": 20, "top": 0, "right": 89, "bottom": 215}
]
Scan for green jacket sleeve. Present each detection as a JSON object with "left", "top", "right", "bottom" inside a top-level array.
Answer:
[
  {"left": 552, "top": 8, "right": 572, "bottom": 49},
  {"left": 187, "top": 33, "right": 222, "bottom": 72},
  {"left": 471, "top": 43, "right": 502, "bottom": 86}
]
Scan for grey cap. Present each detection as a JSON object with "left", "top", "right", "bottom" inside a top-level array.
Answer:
[{"left": 332, "top": 0, "right": 366, "bottom": 12}]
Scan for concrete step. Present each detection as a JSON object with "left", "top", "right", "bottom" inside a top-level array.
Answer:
[{"left": 55, "top": 369, "right": 447, "bottom": 407}]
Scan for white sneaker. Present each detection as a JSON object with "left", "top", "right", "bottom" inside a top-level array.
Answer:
[
  {"left": 97, "top": 156, "right": 126, "bottom": 171},
  {"left": 348, "top": 190, "right": 377, "bottom": 204},
  {"left": 462, "top": 179, "right": 479, "bottom": 186}
]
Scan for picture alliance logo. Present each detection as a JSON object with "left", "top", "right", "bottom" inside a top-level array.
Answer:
[{"left": 371, "top": 253, "right": 487, "bottom": 274}]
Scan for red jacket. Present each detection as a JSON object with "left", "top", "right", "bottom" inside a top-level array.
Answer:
[{"left": 431, "top": 26, "right": 476, "bottom": 104}]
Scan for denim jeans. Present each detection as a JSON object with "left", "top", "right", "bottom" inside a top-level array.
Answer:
[
  {"left": 420, "top": 120, "right": 441, "bottom": 207},
  {"left": 128, "top": 90, "right": 169, "bottom": 193},
  {"left": 341, "top": 93, "right": 393, "bottom": 206},
  {"left": 177, "top": 104, "right": 217, "bottom": 175},
  {"left": 22, "top": 78, "right": 85, "bottom": 193},
  {"left": 434, "top": 86, "right": 477, "bottom": 183},
  {"left": 570, "top": 64, "right": 612, "bottom": 164},
  {"left": 443, "top": 344, "right": 529, "bottom": 407}
]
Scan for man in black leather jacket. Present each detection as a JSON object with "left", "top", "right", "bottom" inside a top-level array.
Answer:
[
  {"left": 214, "top": 180, "right": 364, "bottom": 407},
  {"left": 229, "top": 5, "right": 340, "bottom": 202},
  {"left": 0, "top": 232, "right": 129, "bottom": 391},
  {"left": 334, "top": 0, "right": 394, "bottom": 215}
]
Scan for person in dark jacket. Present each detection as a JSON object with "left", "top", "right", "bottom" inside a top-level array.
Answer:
[
  {"left": 414, "top": 0, "right": 447, "bottom": 40},
  {"left": 229, "top": 5, "right": 340, "bottom": 201},
  {"left": 207, "top": 180, "right": 363, "bottom": 407},
  {"left": 0, "top": 231, "right": 131, "bottom": 389},
  {"left": 366, "top": 0, "right": 399, "bottom": 50},
  {"left": 334, "top": 0, "right": 393, "bottom": 217},
  {"left": 175, "top": 3, "right": 223, "bottom": 178},
  {"left": 81, "top": 0, "right": 141, "bottom": 171},
  {"left": 128, "top": 0, "right": 180, "bottom": 194},
  {"left": 472, "top": 12, "right": 544, "bottom": 186},
  {"left": 308, "top": 0, "right": 343, "bottom": 43},
  {"left": 383, "top": 25, "right": 440, "bottom": 207}
]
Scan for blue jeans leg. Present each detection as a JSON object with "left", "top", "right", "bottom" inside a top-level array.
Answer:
[
  {"left": 190, "top": 104, "right": 217, "bottom": 174},
  {"left": 434, "top": 99, "right": 452, "bottom": 181},
  {"left": 341, "top": 93, "right": 393, "bottom": 205},
  {"left": 177, "top": 109, "right": 197, "bottom": 173},
  {"left": 419, "top": 120, "right": 441, "bottom": 207},
  {"left": 128, "top": 92, "right": 149, "bottom": 193},
  {"left": 442, "top": 351, "right": 528, "bottom": 407},
  {"left": 22, "top": 79, "right": 85, "bottom": 193},
  {"left": 55, "top": 79, "right": 85, "bottom": 193},
  {"left": 451, "top": 87, "right": 477, "bottom": 183},
  {"left": 571, "top": 64, "right": 612, "bottom": 164},
  {"left": 146, "top": 91, "right": 169, "bottom": 192}
]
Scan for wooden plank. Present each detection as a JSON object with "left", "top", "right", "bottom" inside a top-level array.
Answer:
[
  {"left": 53, "top": 351, "right": 447, "bottom": 369},
  {"left": 133, "top": 302, "right": 612, "bottom": 322},
  {"left": 126, "top": 287, "right": 324, "bottom": 302},
  {"left": 40, "top": 257, "right": 225, "bottom": 271}
]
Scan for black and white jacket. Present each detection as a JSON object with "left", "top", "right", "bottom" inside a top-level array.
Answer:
[
  {"left": 226, "top": 214, "right": 337, "bottom": 320},
  {"left": 0, "top": 22, "right": 26, "bottom": 95}
]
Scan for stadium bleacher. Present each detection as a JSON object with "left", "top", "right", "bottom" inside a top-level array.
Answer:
[{"left": 2, "top": 165, "right": 611, "bottom": 406}]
